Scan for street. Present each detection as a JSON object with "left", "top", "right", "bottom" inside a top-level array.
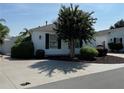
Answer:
[{"left": 30, "top": 67, "right": 124, "bottom": 89}]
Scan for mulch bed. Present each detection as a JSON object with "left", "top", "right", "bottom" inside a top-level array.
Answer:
[{"left": 45, "top": 55, "right": 124, "bottom": 64}]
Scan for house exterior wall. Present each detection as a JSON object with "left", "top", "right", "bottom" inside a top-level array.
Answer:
[
  {"left": 108, "top": 28, "right": 124, "bottom": 51},
  {"left": 31, "top": 30, "right": 80, "bottom": 55},
  {"left": 95, "top": 34, "right": 109, "bottom": 49},
  {"left": 0, "top": 37, "right": 16, "bottom": 55},
  {"left": 82, "top": 34, "right": 109, "bottom": 49}
]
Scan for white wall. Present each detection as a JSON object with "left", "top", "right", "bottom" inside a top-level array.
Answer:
[
  {"left": 32, "top": 30, "right": 80, "bottom": 55},
  {"left": 0, "top": 37, "right": 16, "bottom": 55},
  {"left": 95, "top": 34, "right": 109, "bottom": 49}
]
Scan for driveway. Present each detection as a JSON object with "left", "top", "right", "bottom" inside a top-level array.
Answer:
[{"left": 0, "top": 54, "right": 124, "bottom": 88}]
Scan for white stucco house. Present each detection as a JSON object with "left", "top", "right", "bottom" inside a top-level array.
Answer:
[
  {"left": 30, "top": 24, "right": 82, "bottom": 56},
  {"left": 1, "top": 24, "right": 124, "bottom": 56}
]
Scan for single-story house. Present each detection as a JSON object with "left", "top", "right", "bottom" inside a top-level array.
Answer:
[
  {"left": 1, "top": 24, "right": 124, "bottom": 55},
  {"left": 30, "top": 24, "right": 82, "bottom": 55}
]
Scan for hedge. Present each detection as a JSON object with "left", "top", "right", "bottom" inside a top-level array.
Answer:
[{"left": 11, "top": 41, "right": 34, "bottom": 58}]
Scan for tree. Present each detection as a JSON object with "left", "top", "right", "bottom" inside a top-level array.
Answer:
[
  {"left": 53, "top": 4, "right": 97, "bottom": 58},
  {"left": 0, "top": 19, "right": 9, "bottom": 45},
  {"left": 19, "top": 28, "right": 31, "bottom": 38},
  {"left": 11, "top": 28, "right": 34, "bottom": 58},
  {"left": 110, "top": 19, "right": 124, "bottom": 29},
  {"left": 15, "top": 28, "right": 31, "bottom": 44},
  {"left": 0, "top": 18, "right": 6, "bottom": 22}
]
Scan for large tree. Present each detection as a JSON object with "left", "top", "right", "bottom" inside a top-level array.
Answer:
[
  {"left": 0, "top": 19, "right": 9, "bottom": 45},
  {"left": 54, "top": 4, "right": 97, "bottom": 58},
  {"left": 110, "top": 19, "right": 124, "bottom": 29}
]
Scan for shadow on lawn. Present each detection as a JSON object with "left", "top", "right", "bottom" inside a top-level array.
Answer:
[{"left": 29, "top": 60, "right": 89, "bottom": 77}]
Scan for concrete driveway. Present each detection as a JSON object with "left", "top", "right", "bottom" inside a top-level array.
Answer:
[{"left": 0, "top": 54, "right": 124, "bottom": 89}]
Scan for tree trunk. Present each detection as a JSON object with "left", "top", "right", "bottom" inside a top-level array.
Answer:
[{"left": 69, "top": 39, "right": 75, "bottom": 58}]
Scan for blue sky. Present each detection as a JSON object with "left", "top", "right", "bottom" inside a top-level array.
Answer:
[{"left": 0, "top": 3, "right": 124, "bottom": 36}]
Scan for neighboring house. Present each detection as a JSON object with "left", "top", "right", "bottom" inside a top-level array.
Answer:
[
  {"left": 94, "top": 27, "right": 124, "bottom": 51},
  {"left": 0, "top": 37, "right": 17, "bottom": 55}
]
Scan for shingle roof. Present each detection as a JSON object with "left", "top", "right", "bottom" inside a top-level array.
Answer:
[
  {"left": 29, "top": 24, "right": 55, "bottom": 32},
  {"left": 95, "top": 27, "right": 124, "bottom": 36},
  {"left": 29, "top": 23, "right": 124, "bottom": 36}
]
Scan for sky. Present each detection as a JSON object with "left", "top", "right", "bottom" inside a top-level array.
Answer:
[{"left": 0, "top": 3, "right": 124, "bottom": 36}]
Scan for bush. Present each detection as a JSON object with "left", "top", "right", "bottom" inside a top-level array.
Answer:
[
  {"left": 11, "top": 41, "right": 34, "bottom": 58},
  {"left": 35, "top": 49, "right": 45, "bottom": 59},
  {"left": 96, "top": 45, "right": 108, "bottom": 57},
  {"left": 108, "top": 42, "right": 123, "bottom": 52},
  {"left": 80, "top": 46, "right": 98, "bottom": 59},
  {"left": 97, "top": 48, "right": 108, "bottom": 57},
  {"left": 108, "top": 43, "right": 115, "bottom": 51},
  {"left": 115, "top": 43, "right": 123, "bottom": 51}
]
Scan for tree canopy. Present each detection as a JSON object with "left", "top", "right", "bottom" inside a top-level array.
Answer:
[
  {"left": 15, "top": 28, "right": 31, "bottom": 44},
  {"left": 54, "top": 4, "right": 97, "bottom": 57},
  {"left": 0, "top": 19, "right": 9, "bottom": 44},
  {"left": 110, "top": 19, "right": 124, "bottom": 29}
]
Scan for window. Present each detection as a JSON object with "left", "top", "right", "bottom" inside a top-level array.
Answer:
[
  {"left": 113, "top": 37, "right": 122, "bottom": 44},
  {"left": 114, "top": 38, "right": 116, "bottom": 43},
  {"left": 49, "top": 34, "right": 58, "bottom": 48}
]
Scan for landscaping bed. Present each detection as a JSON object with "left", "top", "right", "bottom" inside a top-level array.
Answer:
[{"left": 45, "top": 55, "right": 124, "bottom": 64}]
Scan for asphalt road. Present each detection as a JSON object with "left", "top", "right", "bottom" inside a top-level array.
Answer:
[{"left": 30, "top": 67, "right": 124, "bottom": 89}]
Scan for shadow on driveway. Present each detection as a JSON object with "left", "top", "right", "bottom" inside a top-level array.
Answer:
[{"left": 29, "top": 60, "right": 89, "bottom": 77}]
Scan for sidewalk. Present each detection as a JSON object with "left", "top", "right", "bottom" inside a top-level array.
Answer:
[{"left": 107, "top": 53, "right": 124, "bottom": 58}]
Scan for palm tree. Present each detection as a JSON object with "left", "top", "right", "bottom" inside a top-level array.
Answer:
[
  {"left": 0, "top": 19, "right": 9, "bottom": 45},
  {"left": 19, "top": 28, "right": 31, "bottom": 38},
  {"left": 15, "top": 28, "right": 32, "bottom": 44},
  {"left": 0, "top": 18, "right": 6, "bottom": 22}
]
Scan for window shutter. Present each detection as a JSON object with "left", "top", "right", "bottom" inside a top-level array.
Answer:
[
  {"left": 114, "top": 38, "right": 116, "bottom": 44},
  {"left": 45, "top": 33, "right": 49, "bottom": 49},
  {"left": 58, "top": 38, "right": 61, "bottom": 49},
  {"left": 120, "top": 38, "right": 122, "bottom": 43},
  {"left": 80, "top": 39, "right": 83, "bottom": 48}
]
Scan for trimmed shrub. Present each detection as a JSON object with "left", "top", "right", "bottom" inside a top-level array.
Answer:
[
  {"left": 96, "top": 45, "right": 108, "bottom": 57},
  {"left": 80, "top": 46, "right": 98, "bottom": 59},
  {"left": 11, "top": 41, "right": 34, "bottom": 58},
  {"left": 108, "top": 42, "right": 115, "bottom": 51},
  {"left": 35, "top": 49, "right": 45, "bottom": 59},
  {"left": 97, "top": 48, "right": 108, "bottom": 57},
  {"left": 115, "top": 43, "right": 123, "bottom": 51},
  {"left": 108, "top": 42, "right": 123, "bottom": 52}
]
